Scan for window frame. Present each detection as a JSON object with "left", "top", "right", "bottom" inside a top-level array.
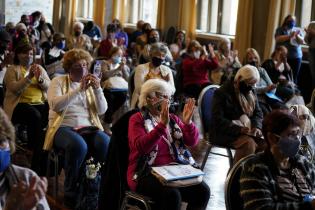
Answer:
[{"left": 196, "top": 0, "right": 238, "bottom": 36}]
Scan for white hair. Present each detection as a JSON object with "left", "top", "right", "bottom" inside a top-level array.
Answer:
[
  {"left": 138, "top": 79, "right": 173, "bottom": 109},
  {"left": 73, "top": 21, "right": 84, "bottom": 30},
  {"left": 234, "top": 64, "right": 260, "bottom": 82},
  {"left": 15, "top": 23, "right": 27, "bottom": 32}
]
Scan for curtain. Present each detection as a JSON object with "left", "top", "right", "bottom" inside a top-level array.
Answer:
[
  {"left": 156, "top": 0, "right": 166, "bottom": 30},
  {"left": 52, "top": 0, "right": 61, "bottom": 32},
  {"left": 234, "top": 0, "right": 254, "bottom": 62},
  {"left": 178, "top": 0, "right": 197, "bottom": 39},
  {"left": 64, "top": 0, "right": 77, "bottom": 37},
  {"left": 93, "top": 0, "right": 106, "bottom": 34},
  {"left": 112, "top": 0, "right": 127, "bottom": 24},
  {"left": 263, "top": 0, "right": 296, "bottom": 60}
]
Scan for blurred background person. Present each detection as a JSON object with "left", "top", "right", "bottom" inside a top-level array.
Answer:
[
  {"left": 0, "top": 108, "right": 50, "bottom": 210},
  {"left": 275, "top": 15, "right": 304, "bottom": 83},
  {"left": 67, "top": 21, "right": 93, "bottom": 53}
]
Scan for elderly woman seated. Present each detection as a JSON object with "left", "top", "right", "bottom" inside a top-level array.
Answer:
[
  {"left": 211, "top": 37, "right": 242, "bottom": 85},
  {"left": 244, "top": 48, "right": 284, "bottom": 115},
  {"left": 67, "top": 21, "right": 93, "bottom": 53},
  {"left": 181, "top": 40, "right": 219, "bottom": 100},
  {"left": 131, "top": 42, "right": 175, "bottom": 109},
  {"left": 290, "top": 104, "right": 315, "bottom": 159},
  {"left": 127, "top": 79, "right": 210, "bottom": 210},
  {"left": 46, "top": 48, "right": 110, "bottom": 208},
  {"left": 100, "top": 46, "right": 130, "bottom": 134},
  {"left": 0, "top": 108, "right": 49, "bottom": 210},
  {"left": 240, "top": 109, "right": 315, "bottom": 210},
  {"left": 210, "top": 65, "right": 263, "bottom": 164}
]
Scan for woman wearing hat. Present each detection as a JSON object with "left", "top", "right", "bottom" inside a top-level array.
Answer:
[{"left": 210, "top": 65, "right": 264, "bottom": 164}]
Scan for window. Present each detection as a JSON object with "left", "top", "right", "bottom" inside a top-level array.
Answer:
[
  {"left": 295, "top": 0, "right": 315, "bottom": 28},
  {"left": 4, "top": 0, "right": 54, "bottom": 24},
  {"left": 196, "top": 0, "right": 239, "bottom": 36},
  {"left": 125, "top": 0, "right": 158, "bottom": 28},
  {"left": 76, "top": 0, "right": 94, "bottom": 19}
]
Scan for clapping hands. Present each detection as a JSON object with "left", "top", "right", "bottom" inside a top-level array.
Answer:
[
  {"left": 182, "top": 98, "right": 196, "bottom": 125},
  {"left": 5, "top": 176, "right": 48, "bottom": 210}
]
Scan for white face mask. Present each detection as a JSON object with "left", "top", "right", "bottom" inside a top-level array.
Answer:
[{"left": 193, "top": 51, "right": 201, "bottom": 59}]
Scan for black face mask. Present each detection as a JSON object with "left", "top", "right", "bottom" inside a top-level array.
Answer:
[
  {"left": 248, "top": 61, "right": 257, "bottom": 67},
  {"left": 74, "top": 31, "right": 81, "bottom": 37},
  {"left": 239, "top": 81, "right": 253, "bottom": 94},
  {"left": 149, "top": 37, "right": 159, "bottom": 43},
  {"left": 151, "top": 57, "right": 164, "bottom": 67}
]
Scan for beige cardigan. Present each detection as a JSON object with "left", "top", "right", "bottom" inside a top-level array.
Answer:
[{"left": 3, "top": 64, "right": 50, "bottom": 119}]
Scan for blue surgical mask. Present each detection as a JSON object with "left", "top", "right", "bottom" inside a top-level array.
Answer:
[
  {"left": 287, "top": 20, "right": 295, "bottom": 29},
  {"left": 0, "top": 148, "right": 10, "bottom": 172},
  {"left": 112, "top": 56, "right": 122, "bottom": 64},
  {"left": 56, "top": 40, "right": 65, "bottom": 50},
  {"left": 275, "top": 134, "right": 301, "bottom": 158}
]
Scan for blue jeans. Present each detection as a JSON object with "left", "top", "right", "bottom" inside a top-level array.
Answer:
[
  {"left": 309, "top": 48, "right": 315, "bottom": 88},
  {"left": 54, "top": 126, "right": 110, "bottom": 199},
  {"left": 287, "top": 57, "right": 302, "bottom": 84}
]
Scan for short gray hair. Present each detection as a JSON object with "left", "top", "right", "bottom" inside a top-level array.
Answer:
[
  {"left": 138, "top": 79, "right": 173, "bottom": 109},
  {"left": 73, "top": 21, "right": 84, "bottom": 30},
  {"left": 150, "top": 42, "right": 168, "bottom": 57}
]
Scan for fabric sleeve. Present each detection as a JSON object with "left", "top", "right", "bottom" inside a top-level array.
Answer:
[
  {"left": 250, "top": 92, "right": 263, "bottom": 129},
  {"left": 93, "top": 87, "right": 108, "bottom": 115},
  {"left": 240, "top": 160, "right": 313, "bottom": 210},
  {"left": 47, "top": 77, "right": 81, "bottom": 112},
  {"left": 128, "top": 113, "right": 168, "bottom": 155},
  {"left": 211, "top": 89, "right": 242, "bottom": 137},
  {"left": 171, "top": 114, "right": 199, "bottom": 147},
  {"left": 3, "top": 65, "right": 32, "bottom": 96},
  {"left": 131, "top": 65, "right": 146, "bottom": 109}
]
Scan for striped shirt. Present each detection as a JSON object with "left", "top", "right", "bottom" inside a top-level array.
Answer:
[{"left": 240, "top": 151, "right": 315, "bottom": 210}]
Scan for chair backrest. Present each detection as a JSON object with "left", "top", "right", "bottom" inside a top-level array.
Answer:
[
  {"left": 98, "top": 109, "right": 139, "bottom": 210},
  {"left": 197, "top": 85, "right": 220, "bottom": 138},
  {"left": 224, "top": 154, "right": 256, "bottom": 210},
  {"left": 128, "top": 70, "right": 136, "bottom": 103}
]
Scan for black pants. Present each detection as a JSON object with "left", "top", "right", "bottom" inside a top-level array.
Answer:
[
  {"left": 287, "top": 57, "right": 302, "bottom": 84},
  {"left": 103, "top": 89, "right": 127, "bottom": 123},
  {"left": 137, "top": 174, "right": 210, "bottom": 210},
  {"left": 11, "top": 102, "right": 49, "bottom": 174}
]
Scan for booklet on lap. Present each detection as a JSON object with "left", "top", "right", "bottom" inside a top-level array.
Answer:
[{"left": 151, "top": 164, "right": 205, "bottom": 182}]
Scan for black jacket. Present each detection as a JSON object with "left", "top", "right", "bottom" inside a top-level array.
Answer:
[
  {"left": 209, "top": 79, "right": 263, "bottom": 145},
  {"left": 98, "top": 109, "right": 139, "bottom": 210}
]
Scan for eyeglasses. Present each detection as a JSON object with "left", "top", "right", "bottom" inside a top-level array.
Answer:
[
  {"left": 298, "top": 114, "right": 309, "bottom": 120},
  {"left": 155, "top": 92, "right": 174, "bottom": 103}
]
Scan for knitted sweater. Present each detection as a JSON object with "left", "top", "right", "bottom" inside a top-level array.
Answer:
[{"left": 240, "top": 151, "right": 315, "bottom": 210}]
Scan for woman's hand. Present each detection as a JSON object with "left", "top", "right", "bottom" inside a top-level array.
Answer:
[
  {"left": 86, "top": 74, "right": 101, "bottom": 89},
  {"left": 182, "top": 98, "right": 195, "bottom": 125},
  {"left": 160, "top": 100, "right": 170, "bottom": 126},
  {"left": 28, "top": 64, "right": 41, "bottom": 80},
  {"left": 251, "top": 127, "right": 262, "bottom": 137},
  {"left": 5, "top": 176, "right": 48, "bottom": 210}
]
